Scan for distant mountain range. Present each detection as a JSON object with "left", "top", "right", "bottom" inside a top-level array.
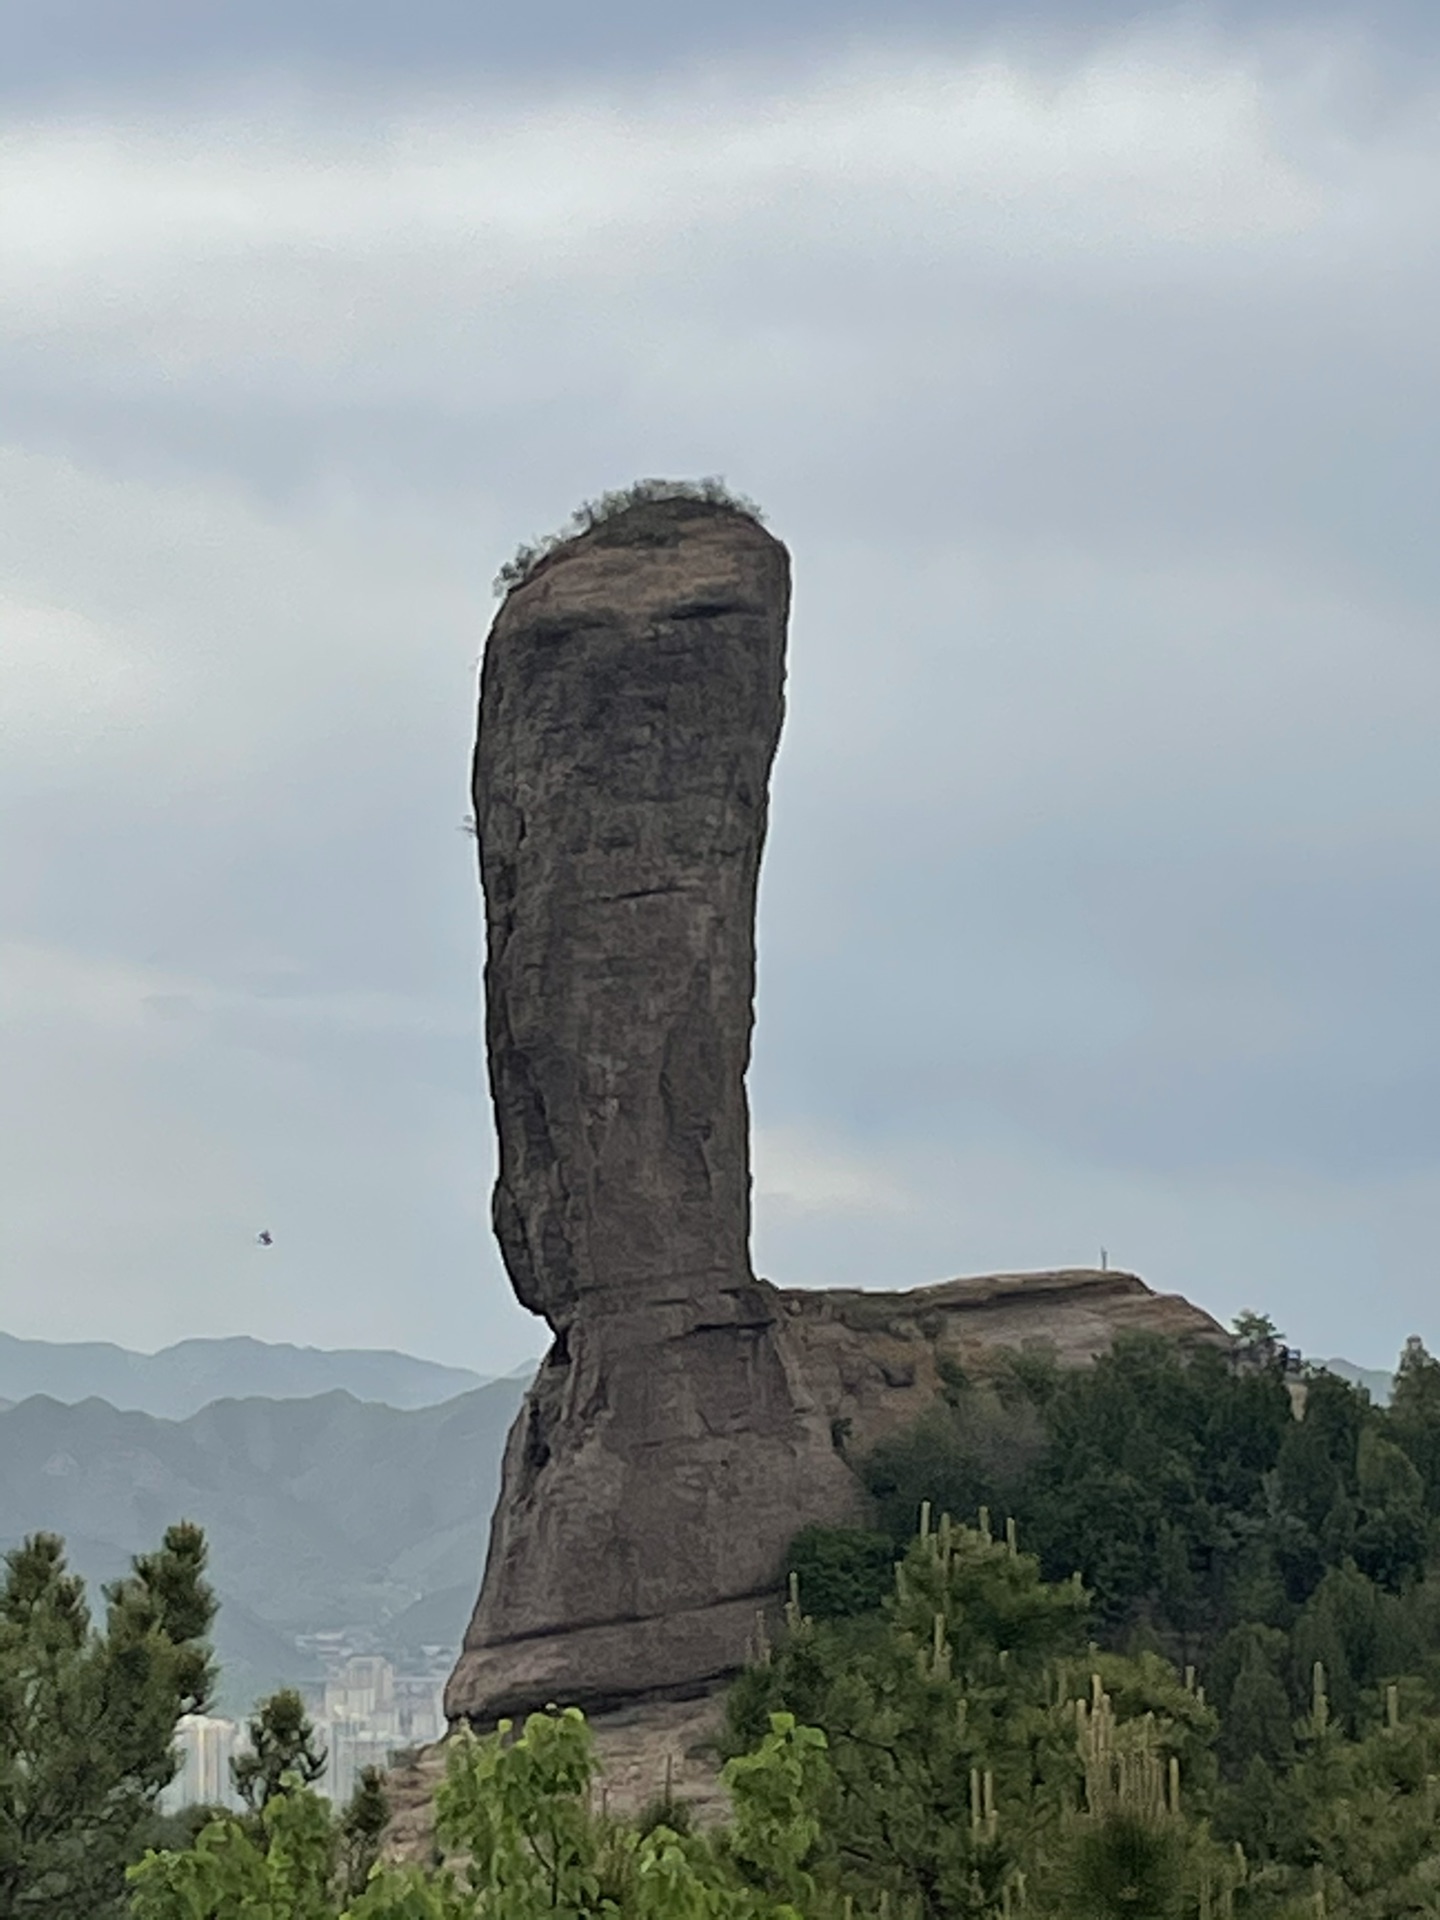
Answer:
[
  {"left": 0, "top": 1332, "right": 519, "bottom": 1420},
  {"left": 1321, "top": 1357, "right": 1394, "bottom": 1405},
  {"left": 0, "top": 1376, "right": 528, "bottom": 1716},
  {"left": 0, "top": 1329, "right": 1396, "bottom": 1721}
]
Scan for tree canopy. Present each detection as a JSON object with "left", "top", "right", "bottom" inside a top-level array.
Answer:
[
  {"left": 0, "top": 1521, "right": 216, "bottom": 1918},
  {"left": 21, "top": 1324, "right": 1440, "bottom": 1920}
]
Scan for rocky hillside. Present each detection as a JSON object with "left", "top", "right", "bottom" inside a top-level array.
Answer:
[{"left": 774, "top": 1267, "right": 1230, "bottom": 1455}]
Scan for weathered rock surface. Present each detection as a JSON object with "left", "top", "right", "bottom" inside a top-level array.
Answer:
[
  {"left": 447, "top": 498, "right": 861, "bottom": 1725},
  {"left": 773, "top": 1267, "right": 1230, "bottom": 1458},
  {"left": 475, "top": 498, "right": 787, "bottom": 1332},
  {"left": 446, "top": 494, "right": 1234, "bottom": 1729},
  {"left": 400, "top": 1271, "right": 1223, "bottom": 1852}
]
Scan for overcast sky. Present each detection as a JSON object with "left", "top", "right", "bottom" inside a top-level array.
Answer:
[{"left": 3, "top": 0, "right": 1439, "bottom": 1374}]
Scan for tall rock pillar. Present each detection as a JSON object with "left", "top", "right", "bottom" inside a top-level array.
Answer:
[{"left": 446, "top": 494, "right": 860, "bottom": 1723}]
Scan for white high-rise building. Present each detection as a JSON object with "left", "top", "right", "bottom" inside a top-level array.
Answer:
[
  {"left": 326, "top": 1722, "right": 397, "bottom": 1808},
  {"left": 165, "top": 1714, "right": 242, "bottom": 1811},
  {"left": 315, "top": 1656, "right": 447, "bottom": 1805},
  {"left": 323, "top": 1654, "right": 394, "bottom": 1725}
]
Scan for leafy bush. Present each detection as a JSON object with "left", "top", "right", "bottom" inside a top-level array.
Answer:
[
  {"left": 863, "top": 1373, "right": 1045, "bottom": 1546},
  {"left": 132, "top": 1702, "right": 830, "bottom": 1920}
]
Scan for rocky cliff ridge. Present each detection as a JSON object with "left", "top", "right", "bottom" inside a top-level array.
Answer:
[{"left": 448, "top": 493, "right": 861, "bottom": 1726}]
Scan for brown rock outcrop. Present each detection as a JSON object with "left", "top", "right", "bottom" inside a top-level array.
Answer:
[
  {"left": 446, "top": 495, "right": 862, "bottom": 1725},
  {"left": 446, "top": 492, "right": 1234, "bottom": 1730},
  {"left": 772, "top": 1267, "right": 1230, "bottom": 1458}
]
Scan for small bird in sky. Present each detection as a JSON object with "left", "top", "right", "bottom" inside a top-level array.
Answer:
[{"left": 256, "top": 1230, "right": 274, "bottom": 1247}]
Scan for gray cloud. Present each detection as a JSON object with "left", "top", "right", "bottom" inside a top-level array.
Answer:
[
  {"left": 6, "top": 1, "right": 1437, "bottom": 107},
  {"left": 3, "top": 27, "right": 1439, "bottom": 1369}
]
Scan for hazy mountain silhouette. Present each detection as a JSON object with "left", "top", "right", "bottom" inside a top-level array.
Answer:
[
  {"left": 0, "top": 1376, "right": 527, "bottom": 1714},
  {"left": 0, "top": 1331, "right": 511, "bottom": 1419},
  {"left": 1321, "top": 1357, "right": 1395, "bottom": 1405},
  {"left": 0, "top": 1337, "right": 1390, "bottom": 1717}
]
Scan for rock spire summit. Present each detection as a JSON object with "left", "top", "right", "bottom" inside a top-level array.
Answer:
[
  {"left": 446, "top": 490, "right": 860, "bottom": 1722},
  {"left": 444, "top": 488, "right": 1233, "bottom": 1726}
]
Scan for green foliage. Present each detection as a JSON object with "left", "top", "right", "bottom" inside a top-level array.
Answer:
[
  {"left": 1352, "top": 1431, "right": 1430, "bottom": 1590},
  {"left": 0, "top": 1522, "right": 216, "bottom": 1918},
  {"left": 435, "top": 1707, "right": 606, "bottom": 1913},
  {"left": 856, "top": 1332, "right": 1440, "bottom": 1678},
  {"left": 834, "top": 1325, "right": 1440, "bottom": 1915},
  {"left": 1062, "top": 1810, "right": 1188, "bottom": 1920},
  {"left": 125, "top": 1429, "right": 1440, "bottom": 1920},
  {"left": 133, "top": 1702, "right": 829, "bottom": 1919},
  {"left": 720, "top": 1712, "right": 828, "bottom": 1910},
  {"left": 863, "top": 1376, "right": 1045, "bottom": 1546},
  {"left": 1021, "top": 1338, "right": 1295, "bottom": 1640},
  {"left": 108, "top": 1324, "right": 1440, "bottom": 1920},
  {"left": 1388, "top": 1336, "right": 1440, "bottom": 1509},
  {"left": 1288, "top": 1563, "right": 1422, "bottom": 1732},
  {"left": 729, "top": 1517, "right": 1091, "bottom": 1919},
  {"left": 140, "top": 1801, "right": 232, "bottom": 1857},
  {"left": 340, "top": 1767, "right": 391, "bottom": 1900},
  {"left": 783, "top": 1526, "right": 894, "bottom": 1620},
  {"left": 495, "top": 478, "right": 765, "bottom": 594},
  {"left": 864, "top": 1404, "right": 999, "bottom": 1544},
  {"left": 130, "top": 1779, "right": 339, "bottom": 1920},
  {"left": 1210, "top": 1625, "right": 1296, "bottom": 1774},
  {"left": 1210, "top": 1666, "right": 1440, "bottom": 1914},
  {"left": 1232, "top": 1311, "right": 1282, "bottom": 1351},
  {"left": 233, "top": 1687, "right": 330, "bottom": 1815}
]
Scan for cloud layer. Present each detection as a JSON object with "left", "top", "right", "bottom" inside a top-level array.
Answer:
[{"left": 4, "top": 24, "right": 1439, "bottom": 1368}]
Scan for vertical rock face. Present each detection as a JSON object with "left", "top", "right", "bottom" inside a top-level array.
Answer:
[
  {"left": 446, "top": 497, "right": 861, "bottom": 1723},
  {"left": 477, "top": 499, "right": 783, "bottom": 1333}
]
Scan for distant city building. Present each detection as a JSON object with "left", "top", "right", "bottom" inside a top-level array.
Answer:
[
  {"left": 392, "top": 1672, "right": 448, "bottom": 1746},
  {"left": 311, "top": 1655, "right": 447, "bottom": 1805},
  {"left": 327, "top": 1721, "right": 399, "bottom": 1808},
  {"left": 324, "top": 1654, "right": 394, "bottom": 1724},
  {"left": 167, "top": 1655, "right": 450, "bottom": 1817},
  {"left": 164, "top": 1714, "right": 242, "bottom": 1811}
]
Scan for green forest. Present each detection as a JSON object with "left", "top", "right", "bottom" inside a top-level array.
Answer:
[{"left": 10, "top": 1321, "right": 1440, "bottom": 1918}]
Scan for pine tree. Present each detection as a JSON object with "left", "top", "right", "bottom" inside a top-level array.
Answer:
[
  {"left": 0, "top": 1523, "right": 216, "bottom": 1919},
  {"left": 339, "top": 1764, "right": 390, "bottom": 1898},
  {"left": 233, "top": 1687, "right": 330, "bottom": 1815}
]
